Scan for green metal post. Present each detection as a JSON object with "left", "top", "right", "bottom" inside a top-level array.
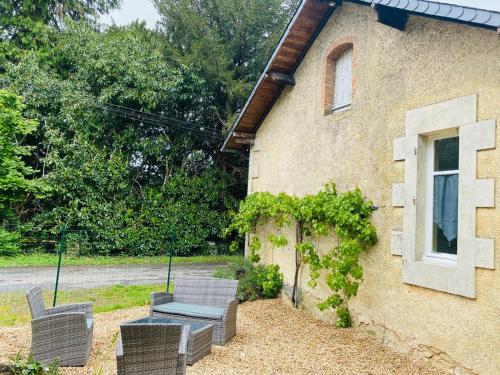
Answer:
[
  {"left": 53, "top": 226, "right": 66, "bottom": 307},
  {"left": 166, "top": 246, "right": 173, "bottom": 292},
  {"left": 166, "top": 227, "right": 177, "bottom": 292}
]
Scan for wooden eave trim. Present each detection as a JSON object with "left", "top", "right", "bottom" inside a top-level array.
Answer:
[
  {"left": 222, "top": 0, "right": 336, "bottom": 151},
  {"left": 235, "top": 138, "right": 255, "bottom": 145},
  {"left": 266, "top": 71, "right": 296, "bottom": 86},
  {"left": 221, "top": 0, "right": 312, "bottom": 151},
  {"left": 233, "top": 132, "right": 255, "bottom": 139}
]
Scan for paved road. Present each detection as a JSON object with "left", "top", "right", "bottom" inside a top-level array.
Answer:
[{"left": 0, "top": 263, "right": 224, "bottom": 292}]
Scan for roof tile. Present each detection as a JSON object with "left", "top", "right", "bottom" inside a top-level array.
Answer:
[
  {"left": 458, "top": 8, "right": 477, "bottom": 22},
  {"left": 434, "top": 4, "right": 452, "bottom": 17}
]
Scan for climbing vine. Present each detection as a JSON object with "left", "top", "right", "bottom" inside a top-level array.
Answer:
[{"left": 224, "top": 182, "right": 377, "bottom": 327}]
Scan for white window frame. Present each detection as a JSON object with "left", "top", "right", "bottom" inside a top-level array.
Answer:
[
  {"left": 332, "top": 47, "right": 352, "bottom": 111},
  {"left": 424, "top": 133, "right": 459, "bottom": 265},
  {"left": 391, "top": 94, "right": 496, "bottom": 298}
]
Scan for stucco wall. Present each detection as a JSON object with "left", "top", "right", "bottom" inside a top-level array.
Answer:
[{"left": 249, "top": 3, "right": 500, "bottom": 374}]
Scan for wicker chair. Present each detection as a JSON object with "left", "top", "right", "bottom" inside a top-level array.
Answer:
[
  {"left": 26, "top": 287, "right": 93, "bottom": 366},
  {"left": 116, "top": 323, "right": 188, "bottom": 375},
  {"left": 150, "top": 277, "right": 238, "bottom": 345}
]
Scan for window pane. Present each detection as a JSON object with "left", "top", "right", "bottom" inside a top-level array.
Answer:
[
  {"left": 434, "top": 137, "right": 459, "bottom": 171},
  {"left": 432, "top": 174, "right": 458, "bottom": 254},
  {"left": 433, "top": 225, "right": 457, "bottom": 255},
  {"left": 333, "top": 47, "right": 352, "bottom": 109}
]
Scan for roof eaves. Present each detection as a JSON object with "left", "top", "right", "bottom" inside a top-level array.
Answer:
[
  {"left": 361, "top": 0, "right": 500, "bottom": 29},
  {"left": 221, "top": 0, "right": 311, "bottom": 152},
  {"left": 222, "top": 0, "right": 500, "bottom": 151}
]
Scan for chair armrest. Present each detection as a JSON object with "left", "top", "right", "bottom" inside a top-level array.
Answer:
[
  {"left": 179, "top": 325, "right": 189, "bottom": 356},
  {"left": 32, "top": 312, "right": 87, "bottom": 337},
  {"left": 116, "top": 335, "right": 124, "bottom": 375},
  {"left": 116, "top": 334, "right": 123, "bottom": 357},
  {"left": 176, "top": 326, "right": 189, "bottom": 375},
  {"left": 150, "top": 292, "right": 173, "bottom": 306},
  {"left": 193, "top": 322, "right": 214, "bottom": 337},
  {"left": 223, "top": 299, "right": 238, "bottom": 319},
  {"left": 47, "top": 302, "right": 93, "bottom": 320}
]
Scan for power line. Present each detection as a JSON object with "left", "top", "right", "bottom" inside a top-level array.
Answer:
[
  {"left": 106, "top": 103, "right": 220, "bottom": 133},
  {"left": 94, "top": 102, "right": 225, "bottom": 143},
  {"left": 103, "top": 103, "right": 221, "bottom": 138}
]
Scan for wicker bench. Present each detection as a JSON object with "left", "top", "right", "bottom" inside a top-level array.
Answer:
[{"left": 150, "top": 277, "right": 238, "bottom": 345}]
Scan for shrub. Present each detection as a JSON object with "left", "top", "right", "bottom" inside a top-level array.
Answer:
[
  {"left": 0, "top": 228, "right": 20, "bottom": 256},
  {"left": 214, "top": 259, "right": 283, "bottom": 302},
  {"left": 9, "top": 353, "right": 59, "bottom": 375},
  {"left": 257, "top": 264, "right": 283, "bottom": 298}
]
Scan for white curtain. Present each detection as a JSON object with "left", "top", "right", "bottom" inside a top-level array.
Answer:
[{"left": 433, "top": 174, "right": 458, "bottom": 242}]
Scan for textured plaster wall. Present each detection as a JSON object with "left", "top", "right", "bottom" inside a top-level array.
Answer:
[{"left": 249, "top": 3, "right": 500, "bottom": 374}]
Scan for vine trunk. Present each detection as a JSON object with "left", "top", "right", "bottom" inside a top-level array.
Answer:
[{"left": 292, "top": 220, "right": 303, "bottom": 307}]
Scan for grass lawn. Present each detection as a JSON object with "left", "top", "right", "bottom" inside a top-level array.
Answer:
[
  {"left": 0, "top": 254, "right": 241, "bottom": 268},
  {"left": 0, "top": 283, "right": 172, "bottom": 326}
]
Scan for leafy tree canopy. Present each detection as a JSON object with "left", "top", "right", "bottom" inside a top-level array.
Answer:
[
  {"left": 0, "top": 0, "right": 298, "bottom": 256},
  {"left": 155, "top": 0, "right": 298, "bottom": 130},
  {"left": 0, "top": 90, "right": 49, "bottom": 218},
  {"left": 0, "top": 0, "right": 121, "bottom": 70},
  {"left": 0, "top": 22, "right": 237, "bottom": 255}
]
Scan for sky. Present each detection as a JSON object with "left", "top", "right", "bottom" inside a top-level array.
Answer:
[
  {"left": 434, "top": 0, "right": 500, "bottom": 12},
  {"left": 99, "top": 0, "right": 500, "bottom": 29},
  {"left": 100, "top": 0, "right": 161, "bottom": 28}
]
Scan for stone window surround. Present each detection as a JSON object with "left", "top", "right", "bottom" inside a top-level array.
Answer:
[
  {"left": 322, "top": 36, "right": 358, "bottom": 116},
  {"left": 391, "top": 95, "right": 496, "bottom": 298}
]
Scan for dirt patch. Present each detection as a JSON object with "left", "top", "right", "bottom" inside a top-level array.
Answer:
[{"left": 0, "top": 299, "right": 443, "bottom": 374}]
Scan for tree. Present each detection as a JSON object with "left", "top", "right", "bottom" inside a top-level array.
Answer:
[
  {"left": 0, "top": 0, "right": 298, "bottom": 256},
  {"left": 0, "top": 90, "right": 49, "bottom": 255},
  {"left": 154, "top": 0, "right": 298, "bottom": 131},
  {"left": 0, "top": 0, "right": 121, "bottom": 39},
  {"left": 0, "top": 90, "right": 48, "bottom": 218},
  {"left": 0, "top": 23, "right": 237, "bottom": 255},
  {"left": 0, "top": 0, "right": 121, "bottom": 68},
  {"left": 154, "top": 0, "right": 299, "bottom": 224}
]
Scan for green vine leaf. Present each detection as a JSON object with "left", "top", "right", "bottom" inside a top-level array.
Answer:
[
  {"left": 268, "top": 234, "right": 288, "bottom": 247},
  {"left": 224, "top": 180, "right": 378, "bottom": 327}
]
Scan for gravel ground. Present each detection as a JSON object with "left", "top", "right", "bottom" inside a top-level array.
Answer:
[{"left": 0, "top": 299, "right": 444, "bottom": 375}]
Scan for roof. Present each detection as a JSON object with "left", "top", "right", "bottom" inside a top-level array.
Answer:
[
  {"left": 222, "top": 0, "right": 500, "bottom": 151},
  {"left": 361, "top": 0, "right": 500, "bottom": 27},
  {"left": 433, "top": 1, "right": 500, "bottom": 13}
]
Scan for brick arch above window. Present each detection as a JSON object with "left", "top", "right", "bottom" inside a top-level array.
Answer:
[{"left": 322, "top": 36, "right": 358, "bottom": 115}]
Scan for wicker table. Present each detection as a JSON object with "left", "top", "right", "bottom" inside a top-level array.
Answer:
[{"left": 126, "top": 317, "right": 214, "bottom": 365}]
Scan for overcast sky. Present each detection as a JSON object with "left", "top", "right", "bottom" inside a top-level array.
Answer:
[
  {"left": 100, "top": 0, "right": 161, "bottom": 28},
  {"left": 99, "top": 0, "right": 500, "bottom": 29}
]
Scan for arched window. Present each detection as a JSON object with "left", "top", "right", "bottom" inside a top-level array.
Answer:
[
  {"left": 332, "top": 47, "right": 352, "bottom": 110},
  {"left": 323, "top": 38, "right": 356, "bottom": 115}
]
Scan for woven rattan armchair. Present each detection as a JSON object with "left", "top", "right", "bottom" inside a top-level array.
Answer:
[
  {"left": 150, "top": 277, "right": 238, "bottom": 345},
  {"left": 26, "top": 287, "right": 93, "bottom": 366},
  {"left": 116, "top": 323, "right": 188, "bottom": 375}
]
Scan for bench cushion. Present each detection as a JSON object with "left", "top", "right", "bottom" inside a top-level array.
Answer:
[{"left": 153, "top": 302, "right": 224, "bottom": 320}]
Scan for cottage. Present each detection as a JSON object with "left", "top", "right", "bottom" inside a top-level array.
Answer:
[{"left": 223, "top": 1, "right": 500, "bottom": 373}]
